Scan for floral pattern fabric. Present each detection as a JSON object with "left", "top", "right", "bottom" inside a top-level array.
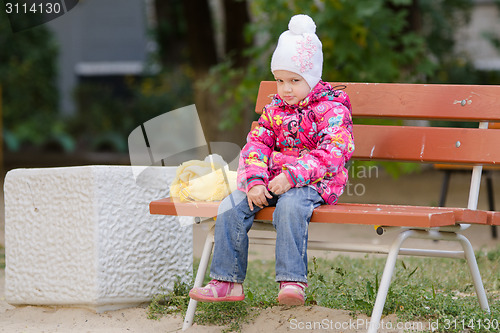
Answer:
[
  {"left": 237, "top": 81, "right": 355, "bottom": 205},
  {"left": 292, "top": 35, "right": 318, "bottom": 73}
]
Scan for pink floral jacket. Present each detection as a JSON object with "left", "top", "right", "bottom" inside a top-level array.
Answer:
[{"left": 237, "top": 81, "right": 355, "bottom": 204}]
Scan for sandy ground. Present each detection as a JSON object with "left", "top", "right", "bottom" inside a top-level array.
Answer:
[{"left": 1, "top": 167, "right": 499, "bottom": 332}]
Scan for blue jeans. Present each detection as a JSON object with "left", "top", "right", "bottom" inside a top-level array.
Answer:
[{"left": 210, "top": 187, "right": 324, "bottom": 284}]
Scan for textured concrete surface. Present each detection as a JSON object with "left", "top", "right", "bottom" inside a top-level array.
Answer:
[{"left": 3, "top": 165, "right": 192, "bottom": 312}]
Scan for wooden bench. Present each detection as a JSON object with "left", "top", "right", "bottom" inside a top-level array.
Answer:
[
  {"left": 150, "top": 82, "right": 499, "bottom": 332},
  {"left": 435, "top": 123, "right": 500, "bottom": 239}
]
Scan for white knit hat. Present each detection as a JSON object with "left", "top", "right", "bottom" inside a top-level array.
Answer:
[{"left": 271, "top": 14, "right": 323, "bottom": 90}]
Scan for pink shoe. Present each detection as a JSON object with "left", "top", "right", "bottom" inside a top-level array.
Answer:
[
  {"left": 189, "top": 279, "right": 245, "bottom": 302},
  {"left": 278, "top": 281, "right": 307, "bottom": 305}
]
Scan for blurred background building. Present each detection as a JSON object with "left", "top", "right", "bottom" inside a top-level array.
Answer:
[
  {"left": 47, "top": 0, "right": 154, "bottom": 117},
  {"left": 458, "top": 0, "right": 500, "bottom": 70}
]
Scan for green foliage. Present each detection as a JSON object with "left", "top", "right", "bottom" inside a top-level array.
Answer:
[
  {"left": 420, "top": 0, "right": 471, "bottom": 60},
  {"left": 207, "top": 0, "right": 441, "bottom": 125},
  {"left": 71, "top": 66, "right": 194, "bottom": 152},
  {"left": 147, "top": 276, "right": 191, "bottom": 320},
  {"left": 148, "top": 246, "right": 500, "bottom": 332},
  {"left": 147, "top": 262, "right": 255, "bottom": 332},
  {"left": 420, "top": 0, "right": 478, "bottom": 84},
  {"left": 0, "top": 10, "right": 61, "bottom": 150},
  {"left": 0, "top": 9, "right": 194, "bottom": 153},
  {"left": 307, "top": 252, "right": 500, "bottom": 333},
  {"left": 204, "top": 0, "right": 479, "bottom": 177},
  {"left": 196, "top": 302, "right": 250, "bottom": 333}
]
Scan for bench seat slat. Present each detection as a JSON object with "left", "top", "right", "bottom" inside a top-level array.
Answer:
[
  {"left": 487, "top": 211, "right": 500, "bottom": 226},
  {"left": 314, "top": 205, "right": 453, "bottom": 228},
  {"left": 150, "top": 198, "right": 487, "bottom": 228},
  {"left": 333, "top": 203, "right": 487, "bottom": 224},
  {"left": 150, "top": 198, "right": 218, "bottom": 218}
]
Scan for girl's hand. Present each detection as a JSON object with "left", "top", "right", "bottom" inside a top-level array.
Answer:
[
  {"left": 247, "top": 185, "right": 273, "bottom": 211},
  {"left": 268, "top": 173, "right": 292, "bottom": 195}
]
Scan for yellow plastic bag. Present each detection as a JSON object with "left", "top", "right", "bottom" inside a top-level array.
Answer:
[{"left": 170, "top": 154, "right": 237, "bottom": 202}]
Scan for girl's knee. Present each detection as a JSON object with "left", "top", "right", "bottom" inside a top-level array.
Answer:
[
  {"left": 273, "top": 188, "right": 319, "bottom": 225},
  {"left": 278, "top": 188, "right": 315, "bottom": 208}
]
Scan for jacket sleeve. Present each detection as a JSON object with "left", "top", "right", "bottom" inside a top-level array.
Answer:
[
  {"left": 237, "top": 107, "right": 277, "bottom": 192},
  {"left": 282, "top": 101, "right": 354, "bottom": 187}
]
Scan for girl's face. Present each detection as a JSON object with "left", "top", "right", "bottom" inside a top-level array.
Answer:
[{"left": 273, "top": 70, "right": 311, "bottom": 105}]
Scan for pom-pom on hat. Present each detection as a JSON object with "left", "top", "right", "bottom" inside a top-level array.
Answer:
[{"left": 271, "top": 14, "right": 323, "bottom": 90}]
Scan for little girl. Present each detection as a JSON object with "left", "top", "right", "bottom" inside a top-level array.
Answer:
[{"left": 189, "top": 14, "right": 354, "bottom": 305}]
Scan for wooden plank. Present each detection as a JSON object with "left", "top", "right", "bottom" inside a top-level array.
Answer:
[
  {"left": 487, "top": 211, "right": 500, "bottom": 226},
  {"left": 150, "top": 198, "right": 467, "bottom": 228},
  {"left": 150, "top": 198, "right": 219, "bottom": 217},
  {"left": 342, "top": 82, "right": 500, "bottom": 121},
  {"left": 254, "top": 203, "right": 484, "bottom": 226},
  {"left": 255, "top": 81, "right": 276, "bottom": 113},
  {"left": 352, "top": 124, "right": 500, "bottom": 165},
  {"left": 253, "top": 121, "right": 500, "bottom": 165},
  {"left": 434, "top": 164, "right": 500, "bottom": 171},
  {"left": 309, "top": 205, "right": 455, "bottom": 228},
  {"left": 255, "top": 81, "right": 500, "bottom": 122},
  {"left": 336, "top": 203, "right": 487, "bottom": 224}
]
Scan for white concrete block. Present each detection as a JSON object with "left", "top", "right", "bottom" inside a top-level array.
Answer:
[{"left": 4, "top": 165, "right": 192, "bottom": 312}]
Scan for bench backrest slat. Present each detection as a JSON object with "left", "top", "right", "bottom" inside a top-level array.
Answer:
[
  {"left": 254, "top": 81, "right": 500, "bottom": 165},
  {"left": 354, "top": 125, "right": 500, "bottom": 164}
]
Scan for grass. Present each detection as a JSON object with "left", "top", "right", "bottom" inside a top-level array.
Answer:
[{"left": 148, "top": 246, "right": 500, "bottom": 332}]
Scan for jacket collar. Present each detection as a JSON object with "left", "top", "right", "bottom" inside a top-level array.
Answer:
[{"left": 272, "top": 81, "right": 336, "bottom": 110}]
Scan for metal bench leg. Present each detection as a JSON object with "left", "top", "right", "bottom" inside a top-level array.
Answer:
[
  {"left": 457, "top": 234, "right": 490, "bottom": 312},
  {"left": 183, "top": 224, "right": 215, "bottom": 331},
  {"left": 438, "top": 170, "right": 452, "bottom": 207},
  {"left": 368, "top": 230, "right": 414, "bottom": 333}
]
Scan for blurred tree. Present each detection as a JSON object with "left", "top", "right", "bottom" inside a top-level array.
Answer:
[
  {"left": 224, "top": 0, "right": 251, "bottom": 68},
  {"left": 182, "top": 0, "right": 219, "bottom": 144},
  {"left": 197, "top": 0, "right": 477, "bottom": 177},
  {"left": 419, "top": 0, "right": 474, "bottom": 83},
  {"left": 154, "top": 0, "right": 186, "bottom": 66},
  {"left": 0, "top": 10, "right": 60, "bottom": 151},
  {"left": 152, "top": 0, "right": 477, "bottom": 147},
  {"left": 154, "top": 0, "right": 251, "bottom": 144},
  {"left": 204, "top": 0, "right": 474, "bottom": 129},
  {"left": 183, "top": 0, "right": 218, "bottom": 73}
]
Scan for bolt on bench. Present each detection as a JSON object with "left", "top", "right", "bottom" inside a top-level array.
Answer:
[
  {"left": 150, "top": 82, "right": 500, "bottom": 332},
  {"left": 434, "top": 123, "right": 500, "bottom": 239}
]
